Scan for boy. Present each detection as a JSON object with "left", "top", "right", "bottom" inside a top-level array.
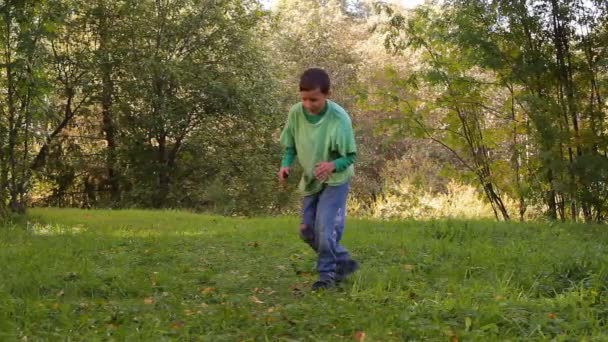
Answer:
[{"left": 278, "top": 68, "right": 359, "bottom": 290}]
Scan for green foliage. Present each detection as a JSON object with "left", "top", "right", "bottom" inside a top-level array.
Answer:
[
  {"left": 2, "top": 0, "right": 285, "bottom": 215},
  {"left": 374, "top": 0, "right": 608, "bottom": 222},
  {"left": 1, "top": 0, "right": 607, "bottom": 221},
  {"left": 112, "top": 0, "right": 279, "bottom": 209},
  {"left": 270, "top": 0, "right": 363, "bottom": 107}
]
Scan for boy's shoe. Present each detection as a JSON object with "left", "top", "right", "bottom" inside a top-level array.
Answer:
[
  {"left": 335, "top": 259, "right": 359, "bottom": 282},
  {"left": 311, "top": 278, "right": 336, "bottom": 291}
]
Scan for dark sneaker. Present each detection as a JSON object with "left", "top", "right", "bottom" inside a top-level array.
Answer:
[
  {"left": 311, "top": 279, "right": 336, "bottom": 291},
  {"left": 335, "top": 259, "right": 359, "bottom": 282}
]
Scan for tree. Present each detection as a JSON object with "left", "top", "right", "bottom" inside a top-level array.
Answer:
[
  {"left": 114, "top": 0, "right": 272, "bottom": 207},
  {"left": 270, "top": 0, "right": 364, "bottom": 107},
  {"left": 375, "top": 0, "right": 608, "bottom": 222},
  {"left": 377, "top": 3, "right": 512, "bottom": 220},
  {"left": 1, "top": 0, "right": 55, "bottom": 213}
]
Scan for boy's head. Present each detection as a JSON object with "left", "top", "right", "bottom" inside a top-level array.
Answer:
[{"left": 299, "top": 68, "right": 330, "bottom": 115}]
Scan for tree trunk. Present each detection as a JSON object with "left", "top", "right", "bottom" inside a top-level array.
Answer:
[
  {"left": 98, "top": 3, "right": 120, "bottom": 204},
  {"left": 4, "top": 11, "right": 20, "bottom": 213},
  {"left": 551, "top": 0, "right": 583, "bottom": 222},
  {"left": 155, "top": 134, "right": 170, "bottom": 208},
  {"left": 458, "top": 105, "right": 510, "bottom": 221},
  {"left": 509, "top": 85, "right": 526, "bottom": 222},
  {"left": 546, "top": 170, "right": 557, "bottom": 220}
]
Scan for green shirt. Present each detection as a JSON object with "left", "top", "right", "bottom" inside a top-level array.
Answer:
[
  {"left": 280, "top": 100, "right": 357, "bottom": 196},
  {"left": 281, "top": 102, "right": 356, "bottom": 171}
]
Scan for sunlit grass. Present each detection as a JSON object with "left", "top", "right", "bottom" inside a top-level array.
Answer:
[{"left": 1, "top": 208, "right": 607, "bottom": 340}]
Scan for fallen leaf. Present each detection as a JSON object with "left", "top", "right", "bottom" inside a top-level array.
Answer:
[
  {"left": 144, "top": 297, "right": 155, "bottom": 305},
  {"left": 250, "top": 295, "right": 264, "bottom": 304},
  {"left": 170, "top": 320, "right": 185, "bottom": 329},
  {"left": 290, "top": 283, "right": 305, "bottom": 297},
  {"left": 451, "top": 336, "right": 460, "bottom": 342},
  {"left": 354, "top": 330, "right": 366, "bottom": 342},
  {"left": 548, "top": 313, "right": 557, "bottom": 319},
  {"left": 200, "top": 287, "right": 215, "bottom": 294}
]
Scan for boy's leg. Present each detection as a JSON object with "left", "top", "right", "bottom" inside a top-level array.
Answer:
[
  {"left": 332, "top": 196, "right": 359, "bottom": 281},
  {"left": 333, "top": 206, "right": 351, "bottom": 264},
  {"left": 300, "top": 194, "right": 319, "bottom": 251},
  {"left": 314, "top": 182, "right": 350, "bottom": 281}
]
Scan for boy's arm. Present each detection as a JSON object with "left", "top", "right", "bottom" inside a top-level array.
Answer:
[
  {"left": 332, "top": 152, "right": 356, "bottom": 172},
  {"left": 331, "top": 117, "right": 357, "bottom": 172},
  {"left": 279, "top": 108, "right": 296, "bottom": 166},
  {"left": 279, "top": 108, "right": 297, "bottom": 181},
  {"left": 317, "top": 117, "right": 357, "bottom": 180},
  {"left": 281, "top": 146, "right": 297, "bottom": 168}
]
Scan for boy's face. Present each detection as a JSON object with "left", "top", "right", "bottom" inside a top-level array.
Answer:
[{"left": 300, "top": 88, "right": 328, "bottom": 115}]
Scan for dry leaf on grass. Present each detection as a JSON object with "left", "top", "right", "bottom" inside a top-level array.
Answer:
[{"left": 250, "top": 295, "right": 264, "bottom": 304}]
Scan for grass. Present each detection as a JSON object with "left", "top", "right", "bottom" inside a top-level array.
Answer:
[{"left": 1, "top": 208, "right": 608, "bottom": 341}]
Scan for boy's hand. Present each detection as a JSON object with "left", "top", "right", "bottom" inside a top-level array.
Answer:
[
  {"left": 278, "top": 167, "right": 290, "bottom": 183},
  {"left": 315, "top": 162, "right": 335, "bottom": 181}
]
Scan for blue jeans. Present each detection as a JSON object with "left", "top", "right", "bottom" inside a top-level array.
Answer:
[{"left": 300, "top": 182, "right": 351, "bottom": 281}]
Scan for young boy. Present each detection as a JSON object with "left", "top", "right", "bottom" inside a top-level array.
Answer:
[{"left": 278, "top": 68, "right": 359, "bottom": 290}]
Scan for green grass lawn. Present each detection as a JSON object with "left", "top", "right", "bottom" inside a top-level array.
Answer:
[{"left": 1, "top": 208, "right": 607, "bottom": 341}]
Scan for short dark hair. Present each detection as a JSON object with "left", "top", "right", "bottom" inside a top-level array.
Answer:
[{"left": 299, "top": 68, "right": 330, "bottom": 94}]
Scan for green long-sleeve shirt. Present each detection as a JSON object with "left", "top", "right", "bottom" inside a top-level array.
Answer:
[
  {"left": 281, "top": 146, "right": 356, "bottom": 172},
  {"left": 280, "top": 100, "right": 357, "bottom": 195}
]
